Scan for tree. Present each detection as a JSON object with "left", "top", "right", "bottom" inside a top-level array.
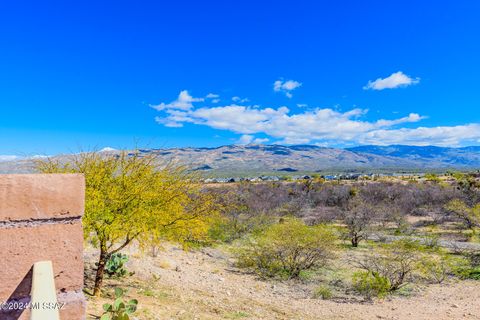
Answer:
[
  {"left": 342, "top": 196, "right": 374, "bottom": 247},
  {"left": 445, "top": 199, "right": 480, "bottom": 232},
  {"left": 37, "top": 150, "right": 217, "bottom": 296}
]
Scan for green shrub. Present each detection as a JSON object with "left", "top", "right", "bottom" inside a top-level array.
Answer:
[
  {"left": 352, "top": 271, "right": 390, "bottom": 300},
  {"left": 421, "top": 234, "right": 440, "bottom": 249},
  {"left": 313, "top": 285, "right": 333, "bottom": 300},
  {"left": 105, "top": 253, "right": 129, "bottom": 278},
  {"left": 464, "top": 266, "right": 480, "bottom": 280},
  {"left": 234, "top": 218, "right": 336, "bottom": 279},
  {"left": 209, "top": 214, "right": 273, "bottom": 243},
  {"left": 419, "top": 252, "right": 468, "bottom": 283},
  {"left": 101, "top": 288, "right": 138, "bottom": 320},
  {"left": 355, "top": 239, "right": 422, "bottom": 291},
  {"left": 455, "top": 266, "right": 480, "bottom": 280},
  {"left": 454, "top": 253, "right": 480, "bottom": 280}
]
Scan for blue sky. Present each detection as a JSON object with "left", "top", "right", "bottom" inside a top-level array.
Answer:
[{"left": 1, "top": 1, "right": 480, "bottom": 157}]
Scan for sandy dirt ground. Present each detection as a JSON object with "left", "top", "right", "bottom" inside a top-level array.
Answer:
[{"left": 85, "top": 244, "right": 480, "bottom": 320}]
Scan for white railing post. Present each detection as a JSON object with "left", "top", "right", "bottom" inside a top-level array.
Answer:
[{"left": 30, "top": 261, "right": 60, "bottom": 320}]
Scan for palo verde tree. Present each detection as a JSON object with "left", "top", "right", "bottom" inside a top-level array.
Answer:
[{"left": 37, "top": 150, "right": 218, "bottom": 296}]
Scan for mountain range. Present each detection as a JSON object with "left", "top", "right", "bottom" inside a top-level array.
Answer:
[{"left": 1, "top": 144, "right": 480, "bottom": 176}]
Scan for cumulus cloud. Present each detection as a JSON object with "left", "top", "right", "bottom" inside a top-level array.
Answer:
[
  {"left": 363, "top": 71, "right": 420, "bottom": 90},
  {"left": 274, "top": 79, "right": 302, "bottom": 98},
  {"left": 150, "top": 90, "right": 204, "bottom": 111},
  {"left": 359, "top": 124, "right": 480, "bottom": 146},
  {"left": 151, "top": 90, "right": 480, "bottom": 147}
]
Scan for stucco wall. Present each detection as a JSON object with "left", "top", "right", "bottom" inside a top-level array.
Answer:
[{"left": 0, "top": 174, "right": 86, "bottom": 320}]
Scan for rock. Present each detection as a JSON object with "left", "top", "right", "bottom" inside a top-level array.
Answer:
[{"left": 177, "top": 310, "right": 186, "bottom": 315}]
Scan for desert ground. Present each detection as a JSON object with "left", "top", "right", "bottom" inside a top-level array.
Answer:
[{"left": 85, "top": 243, "right": 480, "bottom": 320}]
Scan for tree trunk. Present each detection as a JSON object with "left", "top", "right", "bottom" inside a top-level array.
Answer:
[
  {"left": 351, "top": 234, "right": 359, "bottom": 247},
  {"left": 151, "top": 245, "right": 159, "bottom": 258},
  {"left": 93, "top": 246, "right": 108, "bottom": 296}
]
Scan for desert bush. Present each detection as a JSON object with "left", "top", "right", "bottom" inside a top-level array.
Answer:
[
  {"left": 356, "top": 239, "right": 467, "bottom": 290},
  {"left": 101, "top": 288, "right": 138, "bottom": 320},
  {"left": 313, "top": 285, "right": 333, "bottom": 300},
  {"left": 458, "top": 266, "right": 480, "bottom": 280},
  {"left": 208, "top": 213, "right": 274, "bottom": 242},
  {"left": 310, "top": 184, "right": 353, "bottom": 208},
  {"left": 300, "top": 206, "right": 340, "bottom": 225},
  {"left": 425, "top": 173, "right": 441, "bottom": 183},
  {"left": 352, "top": 271, "right": 390, "bottom": 299},
  {"left": 445, "top": 199, "right": 480, "bottom": 231},
  {"left": 454, "top": 252, "right": 480, "bottom": 280},
  {"left": 467, "top": 252, "right": 480, "bottom": 267},
  {"left": 234, "top": 218, "right": 336, "bottom": 279},
  {"left": 421, "top": 234, "right": 440, "bottom": 249},
  {"left": 418, "top": 251, "right": 468, "bottom": 283},
  {"left": 354, "top": 239, "right": 423, "bottom": 291}
]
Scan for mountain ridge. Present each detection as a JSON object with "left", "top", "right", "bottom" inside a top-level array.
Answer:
[{"left": 1, "top": 144, "right": 480, "bottom": 175}]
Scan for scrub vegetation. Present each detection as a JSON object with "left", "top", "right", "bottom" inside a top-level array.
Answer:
[{"left": 38, "top": 152, "right": 480, "bottom": 318}]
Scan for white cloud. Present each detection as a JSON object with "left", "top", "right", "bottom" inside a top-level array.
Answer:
[
  {"left": 374, "top": 113, "right": 425, "bottom": 127},
  {"left": 150, "top": 90, "right": 204, "bottom": 111},
  {"left": 359, "top": 124, "right": 480, "bottom": 147},
  {"left": 237, "top": 134, "right": 254, "bottom": 144},
  {"left": 154, "top": 102, "right": 430, "bottom": 144},
  {"left": 236, "top": 134, "right": 269, "bottom": 145},
  {"left": 206, "top": 93, "right": 219, "bottom": 99},
  {"left": 363, "top": 71, "right": 420, "bottom": 90},
  {"left": 253, "top": 137, "right": 269, "bottom": 144},
  {"left": 232, "top": 96, "right": 249, "bottom": 103},
  {"left": 274, "top": 79, "right": 302, "bottom": 98},
  {"left": 152, "top": 90, "right": 480, "bottom": 147},
  {"left": 0, "top": 154, "right": 50, "bottom": 162},
  {"left": 155, "top": 116, "right": 184, "bottom": 128},
  {"left": 30, "top": 155, "right": 49, "bottom": 159},
  {"left": 100, "top": 147, "right": 117, "bottom": 152},
  {"left": 0, "top": 155, "right": 19, "bottom": 162},
  {"left": 211, "top": 99, "right": 220, "bottom": 103}
]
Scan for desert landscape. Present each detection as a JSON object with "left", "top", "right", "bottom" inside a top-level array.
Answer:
[
  {"left": 85, "top": 241, "right": 480, "bottom": 320},
  {"left": 2, "top": 2, "right": 480, "bottom": 319}
]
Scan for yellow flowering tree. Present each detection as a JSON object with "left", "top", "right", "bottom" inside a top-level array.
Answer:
[{"left": 37, "top": 150, "right": 218, "bottom": 295}]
